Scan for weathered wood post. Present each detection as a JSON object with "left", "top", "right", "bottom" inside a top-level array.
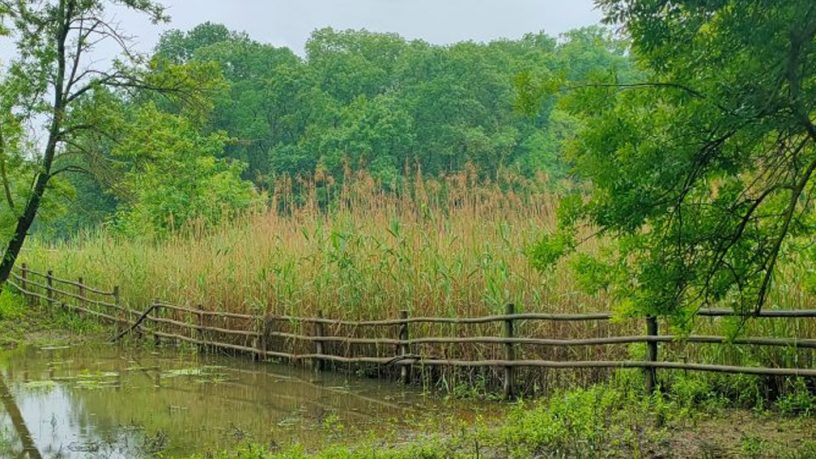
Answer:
[
  {"left": 113, "top": 285, "right": 122, "bottom": 334},
  {"left": 503, "top": 303, "right": 516, "bottom": 400},
  {"left": 645, "top": 315, "right": 659, "bottom": 394},
  {"left": 253, "top": 315, "right": 266, "bottom": 362},
  {"left": 134, "top": 303, "right": 144, "bottom": 342},
  {"left": 46, "top": 270, "right": 54, "bottom": 311},
  {"left": 314, "top": 311, "right": 326, "bottom": 371},
  {"left": 399, "top": 310, "right": 411, "bottom": 384},
  {"left": 196, "top": 305, "right": 205, "bottom": 353},
  {"left": 77, "top": 277, "right": 86, "bottom": 319},
  {"left": 151, "top": 299, "right": 161, "bottom": 347},
  {"left": 258, "top": 315, "right": 270, "bottom": 362},
  {"left": 20, "top": 264, "right": 31, "bottom": 305}
]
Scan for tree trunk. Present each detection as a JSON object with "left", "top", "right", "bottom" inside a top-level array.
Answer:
[
  {"left": 0, "top": 172, "right": 49, "bottom": 286},
  {"left": 0, "top": 0, "right": 69, "bottom": 288}
]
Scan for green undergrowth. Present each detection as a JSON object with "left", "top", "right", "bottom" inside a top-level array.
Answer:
[
  {"left": 183, "top": 371, "right": 816, "bottom": 459},
  {"left": 0, "top": 290, "right": 105, "bottom": 348}
]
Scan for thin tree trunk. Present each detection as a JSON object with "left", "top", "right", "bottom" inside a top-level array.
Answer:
[
  {"left": 0, "top": 0, "right": 71, "bottom": 287},
  {"left": 0, "top": 172, "right": 49, "bottom": 286}
]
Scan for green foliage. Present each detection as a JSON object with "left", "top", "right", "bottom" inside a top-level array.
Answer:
[
  {"left": 0, "top": 105, "right": 78, "bottom": 240},
  {"left": 0, "top": 0, "right": 250, "bottom": 249},
  {"left": 0, "top": 290, "right": 24, "bottom": 320},
  {"left": 110, "top": 104, "right": 259, "bottom": 237},
  {"left": 152, "top": 24, "right": 631, "bottom": 189},
  {"left": 528, "top": 230, "right": 575, "bottom": 270},
  {"left": 22, "top": 22, "right": 634, "bottom": 241},
  {"left": 775, "top": 379, "right": 816, "bottom": 416},
  {"left": 0, "top": 19, "right": 636, "bottom": 242},
  {"left": 570, "top": 253, "right": 613, "bottom": 292},
  {"left": 500, "top": 387, "right": 636, "bottom": 456},
  {"left": 532, "top": 0, "right": 816, "bottom": 321}
]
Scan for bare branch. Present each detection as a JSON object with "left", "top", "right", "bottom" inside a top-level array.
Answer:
[
  {"left": 562, "top": 81, "right": 731, "bottom": 113},
  {"left": 49, "top": 164, "right": 91, "bottom": 177}
]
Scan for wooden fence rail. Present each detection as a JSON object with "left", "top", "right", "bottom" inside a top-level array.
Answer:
[{"left": 7, "top": 264, "right": 816, "bottom": 398}]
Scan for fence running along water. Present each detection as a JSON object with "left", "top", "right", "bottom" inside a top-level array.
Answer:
[{"left": 9, "top": 264, "right": 816, "bottom": 398}]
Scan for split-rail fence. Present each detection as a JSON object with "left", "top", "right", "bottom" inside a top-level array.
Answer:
[{"left": 8, "top": 263, "right": 816, "bottom": 398}]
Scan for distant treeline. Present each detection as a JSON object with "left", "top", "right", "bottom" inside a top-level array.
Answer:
[
  {"left": 44, "top": 23, "right": 631, "bottom": 238},
  {"left": 159, "top": 23, "right": 630, "bottom": 185}
]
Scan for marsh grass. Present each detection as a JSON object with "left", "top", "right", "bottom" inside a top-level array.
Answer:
[
  {"left": 186, "top": 379, "right": 816, "bottom": 459},
  {"left": 21, "top": 172, "right": 816, "bottom": 396}
]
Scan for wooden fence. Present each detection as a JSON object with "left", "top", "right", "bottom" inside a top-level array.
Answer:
[{"left": 8, "top": 264, "right": 816, "bottom": 398}]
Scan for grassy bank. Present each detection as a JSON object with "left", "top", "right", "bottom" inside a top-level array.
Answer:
[
  {"left": 0, "top": 290, "right": 104, "bottom": 349},
  {"left": 186, "top": 377, "right": 816, "bottom": 459},
  {"left": 20, "top": 175, "right": 816, "bottom": 395}
]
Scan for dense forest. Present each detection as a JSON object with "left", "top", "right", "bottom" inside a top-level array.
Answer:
[{"left": 14, "top": 23, "right": 631, "bottom": 239}]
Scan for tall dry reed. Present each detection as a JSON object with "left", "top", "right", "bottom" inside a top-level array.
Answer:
[
  {"left": 22, "top": 170, "right": 816, "bottom": 394},
  {"left": 27, "top": 170, "right": 602, "bottom": 319}
]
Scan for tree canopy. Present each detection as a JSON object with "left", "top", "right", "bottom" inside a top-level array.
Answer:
[
  {"left": 154, "top": 23, "right": 630, "bottom": 187},
  {"left": 532, "top": 0, "right": 816, "bottom": 319},
  {"left": 38, "top": 22, "right": 632, "bottom": 238}
]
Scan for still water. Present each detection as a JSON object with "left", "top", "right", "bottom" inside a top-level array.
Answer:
[{"left": 0, "top": 345, "right": 493, "bottom": 458}]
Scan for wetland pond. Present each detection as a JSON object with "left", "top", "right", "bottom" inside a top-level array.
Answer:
[{"left": 0, "top": 345, "right": 496, "bottom": 458}]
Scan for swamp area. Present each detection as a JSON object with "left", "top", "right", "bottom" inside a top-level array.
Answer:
[{"left": 0, "top": 344, "right": 496, "bottom": 458}]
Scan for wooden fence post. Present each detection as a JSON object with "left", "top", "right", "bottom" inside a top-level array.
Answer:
[
  {"left": 77, "top": 277, "right": 85, "bottom": 319},
  {"left": 645, "top": 315, "right": 659, "bottom": 394},
  {"left": 314, "top": 311, "right": 326, "bottom": 371},
  {"left": 113, "top": 286, "right": 122, "bottom": 334},
  {"left": 135, "top": 305, "right": 144, "bottom": 342},
  {"left": 503, "top": 303, "right": 516, "bottom": 400},
  {"left": 46, "top": 270, "right": 54, "bottom": 310},
  {"left": 253, "top": 315, "right": 265, "bottom": 362},
  {"left": 399, "top": 310, "right": 410, "bottom": 384},
  {"left": 151, "top": 299, "right": 161, "bottom": 347},
  {"left": 20, "top": 264, "right": 31, "bottom": 305},
  {"left": 258, "top": 315, "right": 269, "bottom": 362},
  {"left": 196, "top": 305, "right": 205, "bottom": 353}
]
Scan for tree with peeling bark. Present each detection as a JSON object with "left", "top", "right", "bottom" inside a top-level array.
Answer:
[
  {"left": 530, "top": 1, "right": 816, "bottom": 320},
  {"left": 0, "top": 0, "right": 215, "bottom": 285}
]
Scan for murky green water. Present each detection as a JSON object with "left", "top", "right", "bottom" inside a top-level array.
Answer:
[{"left": 0, "top": 345, "right": 494, "bottom": 458}]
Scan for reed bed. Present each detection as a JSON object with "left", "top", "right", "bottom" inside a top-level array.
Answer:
[{"left": 21, "top": 171, "right": 816, "bottom": 395}]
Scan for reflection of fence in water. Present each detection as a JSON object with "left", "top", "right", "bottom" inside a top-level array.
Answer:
[{"left": 10, "top": 263, "right": 816, "bottom": 399}]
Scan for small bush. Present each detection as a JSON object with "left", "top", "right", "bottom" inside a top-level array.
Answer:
[
  {"left": 775, "top": 379, "right": 816, "bottom": 416},
  {"left": 495, "top": 386, "right": 660, "bottom": 458}
]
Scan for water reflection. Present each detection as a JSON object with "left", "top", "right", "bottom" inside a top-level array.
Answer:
[
  {"left": 0, "top": 345, "right": 491, "bottom": 458},
  {"left": 0, "top": 371, "right": 42, "bottom": 458}
]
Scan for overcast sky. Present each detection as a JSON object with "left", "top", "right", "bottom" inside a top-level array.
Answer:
[
  {"left": 111, "top": 0, "right": 603, "bottom": 55},
  {"left": 0, "top": 1, "right": 605, "bottom": 73}
]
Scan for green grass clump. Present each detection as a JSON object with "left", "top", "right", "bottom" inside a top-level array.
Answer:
[{"left": 0, "top": 290, "right": 25, "bottom": 321}]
